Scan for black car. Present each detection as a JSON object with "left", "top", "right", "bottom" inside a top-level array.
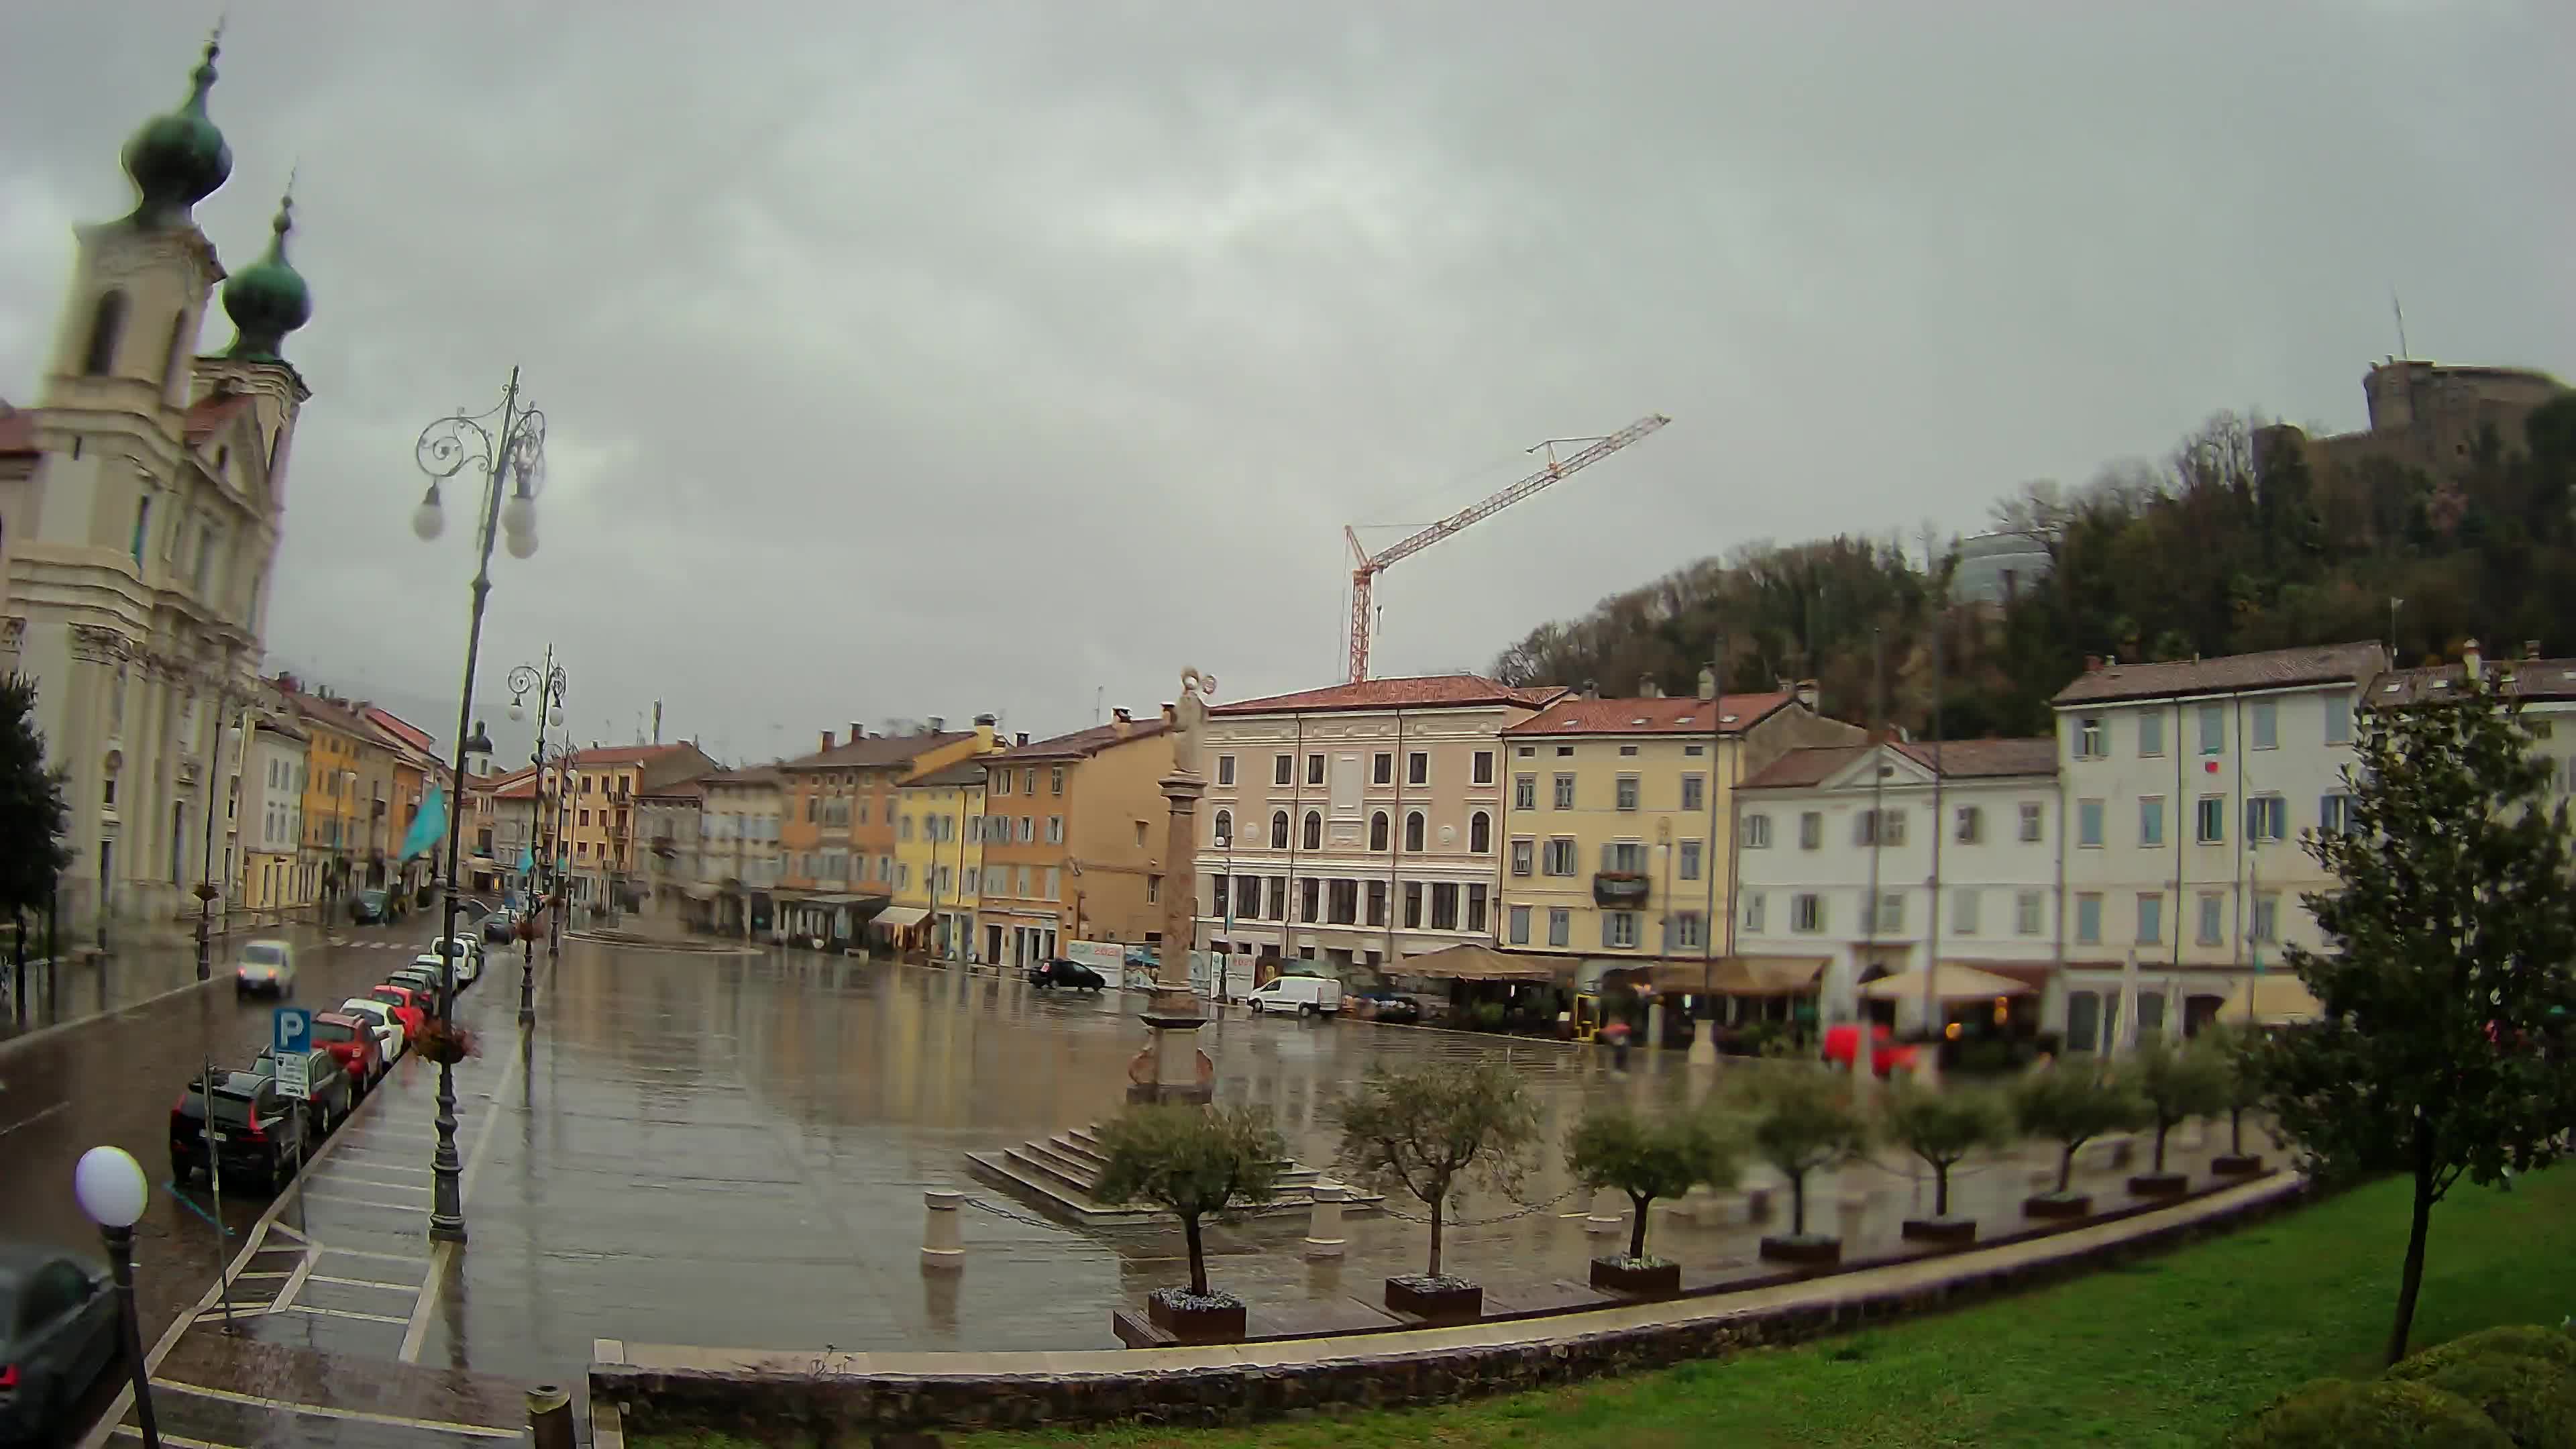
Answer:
[
  {"left": 483, "top": 908, "right": 520, "bottom": 944},
  {"left": 1031, "top": 958, "right": 1107, "bottom": 991},
  {"left": 169, "top": 1071, "right": 307, "bottom": 1193},
  {"left": 1362, "top": 994, "right": 1422, "bottom": 1025},
  {"left": 0, "top": 1244, "right": 120, "bottom": 1448},
  {"left": 350, "top": 888, "right": 390, "bottom": 924},
  {"left": 250, "top": 1044, "right": 355, "bottom": 1140}
]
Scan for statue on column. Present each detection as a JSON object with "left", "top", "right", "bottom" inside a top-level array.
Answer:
[{"left": 1171, "top": 667, "right": 1217, "bottom": 777}]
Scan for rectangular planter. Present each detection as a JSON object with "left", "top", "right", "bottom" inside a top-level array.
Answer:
[
  {"left": 1383, "top": 1277, "right": 1484, "bottom": 1322},
  {"left": 1587, "top": 1256, "right": 1681, "bottom": 1297},
  {"left": 1758, "top": 1235, "right": 1843, "bottom": 1267},
  {"left": 2212, "top": 1154, "right": 2267, "bottom": 1177},
  {"left": 2127, "top": 1172, "right": 2191, "bottom": 1197},
  {"left": 2023, "top": 1192, "right": 2093, "bottom": 1221},
  {"left": 1899, "top": 1217, "right": 1978, "bottom": 1246},
  {"left": 1144, "top": 1291, "right": 1246, "bottom": 1344}
]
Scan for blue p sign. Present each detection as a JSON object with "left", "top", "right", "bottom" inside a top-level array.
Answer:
[{"left": 274, "top": 1007, "right": 312, "bottom": 1055}]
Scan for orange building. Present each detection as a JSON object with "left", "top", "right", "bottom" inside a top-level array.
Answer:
[
  {"left": 974, "top": 710, "right": 1172, "bottom": 969},
  {"left": 773, "top": 716, "right": 998, "bottom": 946}
]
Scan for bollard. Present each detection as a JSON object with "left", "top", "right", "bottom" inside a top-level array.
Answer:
[
  {"left": 525, "top": 1383, "right": 575, "bottom": 1449},
  {"left": 1585, "top": 1186, "right": 1623, "bottom": 1235},
  {"left": 920, "top": 1189, "right": 965, "bottom": 1271},
  {"left": 1302, "top": 1182, "right": 1346, "bottom": 1260}
]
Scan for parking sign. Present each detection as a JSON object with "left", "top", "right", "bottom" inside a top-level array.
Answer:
[
  {"left": 275, "top": 1050, "right": 310, "bottom": 1100},
  {"left": 274, "top": 1007, "right": 311, "bottom": 1055}
]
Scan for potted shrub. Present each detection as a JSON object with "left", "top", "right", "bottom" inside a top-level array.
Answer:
[
  {"left": 1740, "top": 1067, "right": 1873, "bottom": 1265},
  {"left": 2012, "top": 1061, "right": 2149, "bottom": 1220},
  {"left": 1334, "top": 1061, "right": 1541, "bottom": 1322},
  {"left": 1565, "top": 1104, "right": 1739, "bottom": 1296},
  {"left": 1092, "top": 1103, "right": 1285, "bottom": 1344},
  {"left": 1882, "top": 1079, "right": 2011, "bottom": 1244},
  {"left": 2125, "top": 1036, "right": 2231, "bottom": 1195},
  {"left": 2204, "top": 1024, "right": 2269, "bottom": 1175},
  {"left": 411, "top": 1018, "right": 480, "bottom": 1067}
]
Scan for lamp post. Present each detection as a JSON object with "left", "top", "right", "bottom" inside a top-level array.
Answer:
[
  {"left": 411, "top": 370, "right": 547, "bottom": 1243},
  {"left": 507, "top": 652, "right": 566, "bottom": 1028},
  {"left": 74, "top": 1146, "right": 160, "bottom": 1448},
  {"left": 192, "top": 674, "right": 239, "bottom": 981}
]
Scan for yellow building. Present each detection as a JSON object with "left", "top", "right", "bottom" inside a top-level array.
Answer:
[
  {"left": 1495, "top": 683, "right": 1859, "bottom": 977},
  {"left": 282, "top": 686, "right": 385, "bottom": 904},
  {"left": 892, "top": 759, "right": 990, "bottom": 958}
]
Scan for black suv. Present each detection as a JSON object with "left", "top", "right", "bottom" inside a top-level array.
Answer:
[
  {"left": 170, "top": 1071, "right": 307, "bottom": 1193},
  {"left": 250, "top": 1044, "right": 356, "bottom": 1140}
]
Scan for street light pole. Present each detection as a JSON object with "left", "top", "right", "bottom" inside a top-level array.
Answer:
[
  {"left": 507, "top": 652, "right": 564, "bottom": 1028},
  {"left": 411, "top": 370, "right": 547, "bottom": 1243},
  {"left": 75, "top": 1146, "right": 159, "bottom": 1448}
]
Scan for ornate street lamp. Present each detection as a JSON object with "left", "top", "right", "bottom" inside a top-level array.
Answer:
[
  {"left": 411, "top": 370, "right": 546, "bottom": 1242},
  {"left": 507, "top": 651, "right": 566, "bottom": 1028},
  {"left": 74, "top": 1146, "right": 160, "bottom": 1447}
]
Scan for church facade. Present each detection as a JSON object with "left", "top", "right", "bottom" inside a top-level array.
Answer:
[{"left": 0, "top": 34, "right": 317, "bottom": 935}]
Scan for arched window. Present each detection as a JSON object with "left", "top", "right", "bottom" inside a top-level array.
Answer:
[
  {"left": 1469, "top": 810, "right": 1492, "bottom": 854},
  {"left": 83, "top": 290, "right": 127, "bottom": 376},
  {"left": 1212, "top": 809, "right": 1232, "bottom": 848},
  {"left": 1270, "top": 810, "right": 1289, "bottom": 849},
  {"left": 1404, "top": 811, "right": 1426, "bottom": 853},
  {"left": 1302, "top": 810, "right": 1322, "bottom": 851},
  {"left": 1368, "top": 812, "right": 1389, "bottom": 851}
]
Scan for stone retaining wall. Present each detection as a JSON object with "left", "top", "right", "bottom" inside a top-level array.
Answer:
[{"left": 594, "top": 1174, "right": 2308, "bottom": 1439}]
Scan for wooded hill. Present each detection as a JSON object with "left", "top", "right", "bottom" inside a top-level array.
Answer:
[{"left": 1489, "top": 393, "right": 2576, "bottom": 739}]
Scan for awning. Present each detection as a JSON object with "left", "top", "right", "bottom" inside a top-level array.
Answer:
[
  {"left": 1399, "top": 943, "right": 1566, "bottom": 983},
  {"left": 1707, "top": 955, "right": 1830, "bottom": 996},
  {"left": 796, "top": 892, "right": 883, "bottom": 908},
  {"left": 2218, "top": 975, "right": 2323, "bottom": 1026},
  {"left": 871, "top": 905, "right": 930, "bottom": 930},
  {"left": 1862, "top": 963, "right": 2037, "bottom": 1002}
]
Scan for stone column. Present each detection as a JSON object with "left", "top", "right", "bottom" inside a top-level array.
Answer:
[
  {"left": 1130, "top": 763, "right": 1212, "bottom": 1104},
  {"left": 1302, "top": 1182, "right": 1347, "bottom": 1259}
]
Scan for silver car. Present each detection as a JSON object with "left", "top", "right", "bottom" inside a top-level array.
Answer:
[{"left": 233, "top": 938, "right": 297, "bottom": 998}]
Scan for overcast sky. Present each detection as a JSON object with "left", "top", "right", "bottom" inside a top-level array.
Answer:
[{"left": 4, "top": 2, "right": 2568, "bottom": 763}]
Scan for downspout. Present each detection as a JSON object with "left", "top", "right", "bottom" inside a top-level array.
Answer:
[
  {"left": 2171, "top": 699, "right": 2184, "bottom": 975},
  {"left": 2232, "top": 693, "right": 2248, "bottom": 973},
  {"left": 1282, "top": 714, "right": 1304, "bottom": 962},
  {"left": 1386, "top": 709, "right": 1403, "bottom": 965}
]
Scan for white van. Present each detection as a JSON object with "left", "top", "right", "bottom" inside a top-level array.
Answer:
[{"left": 1247, "top": 974, "right": 1342, "bottom": 1018}]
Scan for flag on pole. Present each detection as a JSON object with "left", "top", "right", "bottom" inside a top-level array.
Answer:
[
  {"left": 398, "top": 785, "right": 449, "bottom": 862},
  {"left": 517, "top": 847, "right": 535, "bottom": 875}
]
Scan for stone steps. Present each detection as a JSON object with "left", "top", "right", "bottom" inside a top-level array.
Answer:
[{"left": 966, "top": 1122, "right": 1379, "bottom": 1227}]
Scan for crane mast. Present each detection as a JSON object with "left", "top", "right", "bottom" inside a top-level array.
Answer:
[{"left": 1345, "top": 413, "right": 1672, "bottom": 682}]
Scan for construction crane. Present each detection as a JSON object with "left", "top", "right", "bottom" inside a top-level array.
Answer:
[{"left": 1343, "top": 413, "right": 1672, "bottom": 682}]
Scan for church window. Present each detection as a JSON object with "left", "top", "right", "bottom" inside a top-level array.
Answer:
[
  {"left": 161, "top": 311, "right": 191, "bottom": 390},
  {"left": 130, "top": 498, "right": 151, "bottom": 566},
  {"left": 83, "top": 291, "right": 127, "bottom": 375}
]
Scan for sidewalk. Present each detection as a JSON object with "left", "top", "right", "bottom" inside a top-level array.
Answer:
[{"left": 0, "top": 919, "right": 335, "bottom": 1044}]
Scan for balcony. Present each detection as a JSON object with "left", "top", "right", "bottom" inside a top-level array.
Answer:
[{"left": 1591, "top": 871, "right": 1651, "bottom": 908}]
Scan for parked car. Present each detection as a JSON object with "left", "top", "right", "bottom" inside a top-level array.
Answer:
[
  {"left": 1821, "top": 1022, "right": 1921, "bottom": 1077},
  {"left": 170, "top": 1071, "right": 307, "bottom": 1191},
  {"left": 1247, "top": 974, "right": 1343, "bottom": 1017},
  {"left": 482, "top": 908, "right": 520, "bottom": 944},
  {"left": 0, "top": 1244, "right": 121, "bottom": 1448},
  {"left": 250, "top": 1044, "right": 355, "bottom": 1139},
  {"left": 425, "top": 936, "right": 482, "bottom": 985},
  {"left": 1360, "top": 993, "right": 1421, "bottom": 1025},
  {"left": 1030, "top": 958, "right": 1107, "bottom": 991},
  {"left": 394, "top": 961, "right": 451, "bottom": 1002},
  {"left": 350, "top": 888, "right": 390, "bottom": 924},
  {"left": 310, "top": 1010, "right": 386, "bottom": 1093},
  {"left": 337, "top": 998, "right": 407, "bottom": 1061},
  {"left": 231, "top": 938, "right": 297, "bottom": 998},
  {"left": 364, "top": 985, "right": 430, "bottom": 1039}
]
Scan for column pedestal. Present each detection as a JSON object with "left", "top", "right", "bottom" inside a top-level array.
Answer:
[{"left": 1126, "top": 769, "right": 1212, "bottom": 1104}]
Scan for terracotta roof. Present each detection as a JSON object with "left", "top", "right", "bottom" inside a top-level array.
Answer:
[
  {"left": 182, "top": 392, "right": 254, "bottom": 444},
  {"left": 362, "top": 706, "right": 440, "bottom": 761},
  {"left": 0, "top": 405, "right": 34, "bottom": 456},
  {"left": 253, "top": 713, "right": 308, "bottom": 743},
  {"left": 906, "top": 759, "right": 991, "bottom": 790},
  {"left": 2370, "top": 658, "right": 2576, "bottom": 706},
  {"left": 566, "top": 743, "right": 690, "bottom": 768},
  {"left": 702, "top": 764, "right": 786, "bottom": 787},
  {"left": 777, "top": 731, "right": 973, "bottom": 772},
  {"left": 1211, "top": 674, "right": 1560, "bottom": 716},
  {"left": 1739, "top": 737, "right": 2057, "bottom": 791},
  {"left": 639, "top": 778, "right": 706, "bottom": 801},
  {"left": 1502, "top": 692, "right": 1794, "bottom": 737},
  {"left": 2053, "top": 642, "right": 2387, "bottom": 706},
  {"left": 983, "top": 718, "right": 1171, "bottom": 762},
  {"left": 286, "top": 691, "right": 373, "bottom": 740}
]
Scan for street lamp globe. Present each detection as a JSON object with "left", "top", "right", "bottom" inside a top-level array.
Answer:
[
  {"left": 503, "top": 524, "right": 538, "bottom": 561},
  {"left": 74, "top": 1146, "right": 148, "bottom": 1228},
  {"left": 508, "top": 697, "right": 526, "bottom": 722},
  {"left": 411, "top": 485, "right": 445, "bottom": 542},
  {"left": 499, "top": 492, "right": 537, "bottom": 542}
]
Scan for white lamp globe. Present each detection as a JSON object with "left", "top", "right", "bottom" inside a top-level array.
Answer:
[
  {"left": 508, "top": 698, "right": 525, "bottom": 722},
  {"left": 499, "top": 494, "right": 537, "bottom": 541},
  {"left": 411, "top": 496, "right": 445, "bottom": 542},
  {"left": 74, "top": 1145, "right": 149, "bottom": 1228},
  {"left": 503, "top": 525, "right": 538, "bottom": 560}
]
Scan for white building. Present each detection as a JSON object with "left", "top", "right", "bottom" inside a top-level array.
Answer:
[
  {"left": 1733, "top": 737, "right": 2061, "bottom": 1032},
  {"left": 1196, "top": 675, "right": 1559, "bottom": 975},
  {"left": 239, "top": 711, "right": 309, "bottom": 912},
  {"left": 0, "top": 38, "right": 313, "bottom": 934},
  {"left": 2049, "top": 641, "right": 2385, "bottom": 1048}
]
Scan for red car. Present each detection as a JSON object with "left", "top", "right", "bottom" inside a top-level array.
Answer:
[
  {"left": 364, "top": 985, "right": 430, "bottom": 1042},
  {"left": 311, "top": 1010, "right": 386, "bottom": 1091},
  {"left": 1822, "top": 1022, "right": 1922, "bottom": 1077}
]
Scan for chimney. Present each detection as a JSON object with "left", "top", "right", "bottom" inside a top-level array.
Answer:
[
  {"left": 1111, "top": 708, "right": 1132, "bottom": 739},
  {"left": 1794, "top": 679, "right": 1819, "bottom": 711},
  {"left": 820, "top": 730, "right": 837, "bottom": 752},
  {"left": 1697, "top": 667, "right": 1716, "bottom": 701},
  {"left": 927, "top": 716, "right": 945, "bottom": 733},
  {"left": 1014, "top": 732, "right": 1030, "bottom": 747},
  {"left": 1640, "top": 679, "right": 1661, "bottom": 698},
  {"left": 2084, "top": 654, "right": 2104, "bottom": 674},
  {"left": 2463, "top": 638, "right": 2483, "bottom": 682},
  {"left": 2526, "top": 639, "right": 2543, "bottom": 661},
  {"left": 1581, "top": 678, "right": 1599, "bottom": 700},
  {"left": 973, "top": 713, "right": 997, "bottom": 727},
  {"left": 276, "top": 672, "right": 299, "bottom": 695},
  {"left": 847, "top": 721, "right": 862, "bottom": 743}
]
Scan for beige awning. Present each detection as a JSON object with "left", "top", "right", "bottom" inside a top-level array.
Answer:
[
  {"left": 2218, "top": 975, "right": 2323, "bottom": 1026},
  {"left": 1706, "top": 955, "right": 1830, "bottom": 996},
  {"left": 870, "top": 905, "right": 930, "bottom": 930},
  {"left": 1862, "top": 963, "right": 2037, "bottom": 1002},
  {"left": 1401, "top": 943, "right": 1567, "bottom": 983}
]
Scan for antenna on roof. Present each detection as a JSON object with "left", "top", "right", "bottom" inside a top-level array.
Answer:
[{"left": 2392, "top": 289, "right": 2410, "bottom": 361}]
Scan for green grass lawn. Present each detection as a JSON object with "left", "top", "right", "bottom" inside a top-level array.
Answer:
[{"left": 636, "top": 1166, "right": 2576, "bottom": 1449}]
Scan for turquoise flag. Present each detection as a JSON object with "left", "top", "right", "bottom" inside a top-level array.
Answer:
[
  {"left": 517, "top": 847, "right": 535, "bottom": 875},
  {"left": 399, "top": 785, "right": 449, "bottom": 862}
]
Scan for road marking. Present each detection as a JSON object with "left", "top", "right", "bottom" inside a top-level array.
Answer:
[
  {"left": 0, "top": 1099, "right": 68, "bottom": 1138},
  {"left": 268, "top": 1251, "right": 316, "bottom": 1313},
  {"left": 147, "top": 1380, "right": 521, "bottom": 1439},
  {"left": 231, "top": 1270, "right": 292, "bottom": 1281},
  {"left": 274, "top": 1303, "right": 413, "bottom": 1325},
  {"left": 316, "top": 1244, "right": 431, "bottom": 1264},
  {"left": 395, "top": 1239, "right": 455, "bottom": 1362},
  {"left": 309, "top": 1273, "right": 416, "bottom": 1291},
  {"left": 327, "top": 1174, "right": 433, "bottom": 1193},
  {"left": 328, "top": 1156, "right": 431, "bottom": 1173},
  {"left": 302, "top": 1191, "right": 431, "bottom": 1212},
  {"left": 113, "top": 1428, "right": 242, "bottom": 1449},
  {"left": 400, "top": 1028, "right": 525, "bottom": 1363}
]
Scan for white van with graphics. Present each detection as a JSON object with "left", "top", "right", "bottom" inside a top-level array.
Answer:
[{"left": 1247, "top": 973, "right": 1342, "bottom": 1018}]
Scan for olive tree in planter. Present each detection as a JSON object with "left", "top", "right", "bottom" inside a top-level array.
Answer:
[
  {"left": 2012, "top": 1061, "right": 2150, "bottom": 1220},
  {"left": 1093, "top": 1103, "right": 1285, "bottom": 1343},
  {"left": 2203, "top": 1024, "right": 2269, "bottom": 1175},
  {"left": 2125, "top": 1036, "right": 2231, "bottom": 1195},
  {"left": 1882, "top": 1079, "right": 2012, "bottom": 1244},
  {"left": 1564, "top": 1104, "right": 1739, "bottom": 1296},
  {"left": 1334, "top": 1060, "right": 1542, "bottom": 1322},
  {"left": 1741, "top": 1066, "right": 1873, "bottom": 1265}
]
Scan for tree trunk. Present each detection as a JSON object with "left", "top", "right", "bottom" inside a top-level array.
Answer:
[
  {"left": 2056, "top": 1142, "right": 2078, "bottom": 1195},
  {"left": 1933, "top": 1161, "right": 1951, "bottom": 1218},
  {"left": 1428, "top": 1201, "right": 1445, "bottom": 1279},
  {"left": 1628, "top": 1192, "right": 1651, "bottom": 1260},
  {"left": 2229, "top": 1104, "right": 2244, "bottom": 1157},
  {"left": 2385, "top": 1131, "right": 2438, "bottom": 1366},
  {"left": 1183, "top": 1214, "right": 1210, "bottom": 1298},
  {"left": 2153, "top": 1118, "right": 2171, "bottom": 1174},
  {"left": 1790, "top": 1173, "right": 1809, "bottom": 1236}
]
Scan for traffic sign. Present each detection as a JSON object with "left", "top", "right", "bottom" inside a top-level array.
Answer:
[
  {"left": 275, "top": 1051, "right": 310, "bottom": 1101},
  {"left": 273, "top": 1007, "right": 312, "bottom": 1055}
]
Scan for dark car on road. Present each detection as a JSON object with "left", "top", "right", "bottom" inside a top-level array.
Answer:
[
  {"left": 0, "top": 1244, "right": 121, "bottom": 1448},
  {"left": 1030, "top": 958, "right": 1107, "bottom": 991},
  {"left": 1359, "top": 992, "right": 1421, "bottom": 1025},
  {"left": 350, "top": 888, "right": 390, "bottom": 924},
  {"left": 482, "top": 907, "right": 519, "bottom": 944},
  {"left": 169, "top": 1071, "right": 307, "bottom": 1193},
  {"left": 250, "top": 1044, "right": 355, "bottom": 1140},
  {"left": 310, "top": 1011, "right": 385, "bottom": 1093}
]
